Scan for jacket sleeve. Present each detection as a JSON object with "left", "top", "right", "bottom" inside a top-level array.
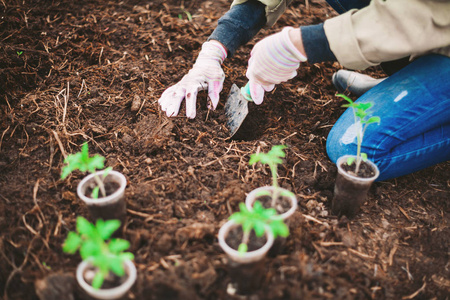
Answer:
[
  {"left": 231, "top": 0, "right": 292, "bottom": 27},
  {"left": 323, "top": 0, "right": 450, "bottom": 70}
]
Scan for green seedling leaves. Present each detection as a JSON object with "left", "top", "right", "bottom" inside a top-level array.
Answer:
[
  {"left": 109, "top": 239, "right": 131, "bottom": 254},
  {"left": 61, "top": 143, "right": 105, "bottom": 179},
  {"left": 97, "top": 219, "right": 121, "bottom": 240},
  {"left": 249, "top": 145, "right": 287, "bottom": 166},
  {"left": 249, "top": 145, "right": 288, "bottom": 205},
  {"left": 347, "top": 156, "right": 355, "bottom": 166},
  {"left": 61, "top": 142, "right": 113, "bottom": 199},
  {"left": 63, "top": 232, "right": 82, "bottom": 254},
  {"left": 229, "top": 201, "right": 289, "bottom": 255},
  {"left": 337, "top": 94, "right": 380, "bottom": 174},
  {"left": 63, "top": 217, "right": 133, "bottom": 290}
]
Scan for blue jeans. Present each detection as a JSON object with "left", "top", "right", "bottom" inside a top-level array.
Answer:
[{"left": 326, "top": 54, "right": 450, "bottom": 181}]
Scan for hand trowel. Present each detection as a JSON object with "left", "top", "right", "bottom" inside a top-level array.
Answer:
[{"left": 223, "top": 82, "right": 253, "bottom": 137}]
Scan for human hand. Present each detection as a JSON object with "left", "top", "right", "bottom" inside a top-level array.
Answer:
[
  {"left": 246, "top": 27, "right": 307, "bottom": 104},
  {"left": 158, "top": 40, "right": 227, "bottom": 119}
]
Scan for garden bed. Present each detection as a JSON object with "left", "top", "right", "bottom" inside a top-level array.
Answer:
[{"left": 1, "top": 0, "right": 449, "bottom": 299}]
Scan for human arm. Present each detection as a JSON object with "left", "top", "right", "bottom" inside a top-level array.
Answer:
[
  {"left": 324, "top": 0, "right": 450, "bottom": 70},
  {"left": 158, "top": 0, "right": 266, "bottom": 118},
  {"left": 246, "top": 0, "right": 450, "bottom": 101}
]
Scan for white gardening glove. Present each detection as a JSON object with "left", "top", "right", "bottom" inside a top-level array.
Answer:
[
  {"left": 246, "top": 27, "right": 307, "bottom": 104},
  {"left": 158, "top": 40, "right": 227, "bottom": 119}
]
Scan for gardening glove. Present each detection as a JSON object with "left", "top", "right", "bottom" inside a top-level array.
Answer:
[
  {"left": 246, "top": 27, "right": 307, "bottom": 104},
  {"left": 158, "top": 40, "right": 227, "bottom": 119}
]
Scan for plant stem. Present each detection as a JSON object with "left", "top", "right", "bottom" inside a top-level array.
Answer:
[
  {"left": 93, "top": 173, "right": 107, "bottom": 198},
  {"left": 242, "top": 229, "right": 250, "bottom": 248},
  {"left": 270, "top": 162, "right": 278, "bottom": 207}
]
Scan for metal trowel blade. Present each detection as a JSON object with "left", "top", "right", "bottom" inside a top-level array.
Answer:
[{"left": 224, "top": 83, "right": 249, "bottom": 137}]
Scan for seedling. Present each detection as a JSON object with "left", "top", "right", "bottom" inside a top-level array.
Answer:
[
  {"left": 229, "top": 201, "right": 288, "bottom": 255},
  {"left": 249, "top": 145, "right": 294, "bottom": 207},
  {"left": 61, "top": 142, "right": 112, "bottom": 198},
  {"left": 63, "top": 216, "right": 134, "bottom": 289},
  {"left": 338, "top": 94, "right": 380, "bottom": 174},
  {"left": 17, "top": 51, "right": 23, "bottom": 56}
]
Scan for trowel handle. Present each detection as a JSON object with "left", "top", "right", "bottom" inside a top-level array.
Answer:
[{"left": 240, "top": 82, "right": 253, "bottom": 102}]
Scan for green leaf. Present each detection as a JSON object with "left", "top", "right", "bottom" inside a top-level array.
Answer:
[
  {"left": 253, "top": 222, "right": 266, "bottom": 237},
  {"left": 108, "top": 257, "right": 125, "bottom": 276},
  {"left": 249, "top": 153, "right": 262, "bottom": 166},
  {"left": 347, "top": 157, "right": 355, "bottom": 166},
  {"left": 103, "top": 167, "right": 113, "bottom": 178},
  {"left": 108, "top": 239, "right": 130, "bottom": 254},
  {"left": 91, "top": 186, "right": 100, "bottom": 199},
  {"left": 120, "top": 252, "right": 135, "bottom": 261},
  {"left": 270, "top": 220, "right": 289, "bottom": 238},
  {"left": 361, "top": 153, "right": 368, "bottom": 162},
  {"left": 229, "top": 213, "right": 244, "bottom": 223},
  {"left": 91, "top": 271, "right": 105, "bottom": 290},
  {"left": 97, "top": 219, "right": 121, "bottom": 240},
  {"left": 86, "top": 154, "right": 105, "bottom": 174},
  {"left": 336, "top": 93, "right": 352, "bottom": 103},
  {"left": 79, "top": 240, "right": 101, "bottom": 260},
  {"left": 62, "top": 232, "right": 82, "bottom": 254},
  {"left": 238, "top": 243, "right": 248, "bottom": 255},
  {"left": 269, "top": 145, "right": 287, "bottom": 158},
  {"left": 366, "top": 116, "right": 380, "bottom": 124},
  {"left": 76, "top": 217, "right": 95, "bottom": 237}
]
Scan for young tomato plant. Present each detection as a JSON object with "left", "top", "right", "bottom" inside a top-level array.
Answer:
[
  {"left": 61, "top": 142, "right": 112, "bottom": 198},
  {"left": 338, "top": 94, "right": 380, "bottom": 174},
  {"left": 229, "top": 201, "right": 288, "bottom": 255},
  {"left": 63, "top": 217, "right": 134, "bottom": 289},
  {"left": 249, "top": 145, "right": 294, "bottom": 207}
]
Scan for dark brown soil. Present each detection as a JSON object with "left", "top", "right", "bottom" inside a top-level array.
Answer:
[
  {"left": 225, "top": 226, "right": 267, "bottom": 252},
  {"left": 341, "top": 160, "right": 376, "bottom": 178},
  {"left": 1, "top": 1, "right": 449, "bottom": 299}
]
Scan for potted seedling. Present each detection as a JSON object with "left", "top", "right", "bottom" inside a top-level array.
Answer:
[
  {"left": 63, "top": 216, "right": 136, "bottom": 300},
  {"left": 218, "top": 201, "right": 288, "bottom": 295},
  {"left": 332, "top": 94, "right": 381, "bottom": 218},
  {"left": 61, "top": 142, "right": 127, "bottom": 223},
  {"left": 246, "top": 145, "right": 297, "bottom": 220}
]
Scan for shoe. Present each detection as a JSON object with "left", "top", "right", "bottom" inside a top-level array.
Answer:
[{"left": 332, "top": 70, "right": 386, "bottom": 97}]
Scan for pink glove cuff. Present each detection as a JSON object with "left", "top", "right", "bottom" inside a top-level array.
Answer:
[{"left": 197, "top": 40, "right": 228, "bottom": 65}]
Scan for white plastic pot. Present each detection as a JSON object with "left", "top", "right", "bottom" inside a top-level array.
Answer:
[
  {"left": 76, "top": 259, "right": 137, "bottom": 300},
  {"left": 218, "top": 220, "right": 274, "bottom": 264},
  {"left": 77, "top": 170, "right": 127, "bottom": 222},
  {"left": 245, "top": 186, "right": 297, "bottom": 220}
]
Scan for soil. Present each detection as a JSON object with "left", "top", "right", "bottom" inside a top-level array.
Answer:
[
  {"left": 225, "top": 227, "right": 267, "bottom": 252},
  {"left": 257, "top": 194, "right": 292, "bottom": 215},
  {"left": 342, "top": 160, "right": 376, "bottom": 178},
  {"left": 1, "top": 1, "right": 449, "bottom": 300},
  {"left": 85, "top": 181, "right": 120, "bottom": 198},
  {"left": 82, "top": 266, "right": 126, "bottom": 290}
]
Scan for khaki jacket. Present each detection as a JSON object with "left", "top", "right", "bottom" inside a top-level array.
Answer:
[{"left": 232, "top": 0, "right": 450, "bottom": 70}]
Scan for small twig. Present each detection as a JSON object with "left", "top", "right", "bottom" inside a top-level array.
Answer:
[
  {"left": 0, "top": 125, "right": 10, "bottom": 151},
  {"left": 52, "top": 130, "right": 67, "bottom": 159},
  {"left": 388, "top": 243, "right": 398, "bottom": 266},
  {"left": 302, "top": 214, "right": 323, "bottom": 224},
  {"left": 348, "top": 248, "right": 375, "bottom": 260},
  {"left": 402, "top": 281, "right": 426, "bottom": 299}
]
